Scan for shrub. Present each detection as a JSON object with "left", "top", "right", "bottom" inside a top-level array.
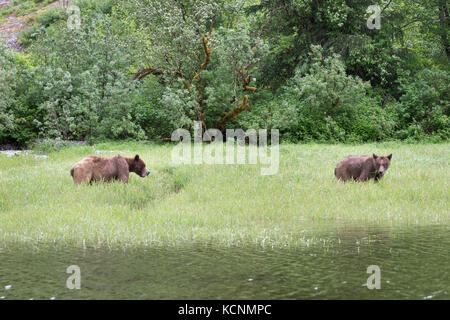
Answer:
[
  {"left": 0, "top": 43, "right": 17, "bottom": 143},
  {"left": 18, "top": 24, "right": 46, "bottom": 47},
  {"left": 133, "top": 77, "right": 185, "bottom": 140},
  {"left": 35, "top": 6, "right": 66, "bottom": 27},
  {"left": 394, "top": 67, "right": 449, "bottom": 140},
  {"left": 271, "top": 46, "right": 395, "bottom": 142}
]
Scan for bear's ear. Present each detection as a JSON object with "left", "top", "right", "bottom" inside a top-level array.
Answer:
[
  {"left": 373, "top": 154, "right": 378, "bottom": 159},
  {"left": 134, "top": 155, "right": 140, "bottom": 162},
  {"left": 387, "top": 154, "right": 392, "bottom": 160}
]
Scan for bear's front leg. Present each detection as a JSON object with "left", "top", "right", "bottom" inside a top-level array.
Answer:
[
  {"left": 118, "top": 172, "right": 129, "bottom": 184},
  {"left": 358, "top": 172, "right": 370, "bottom": 182}
]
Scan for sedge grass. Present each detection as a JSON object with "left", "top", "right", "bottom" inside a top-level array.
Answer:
[{"left": 0, "top": 141, "right": 448, "bottom": 249}]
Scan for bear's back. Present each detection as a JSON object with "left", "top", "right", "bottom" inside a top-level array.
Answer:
[
  {"left": 72, "top": 155, "right": 128, "bottom": 181},
  {"left": 335, "top": 155, "right": 373, "bottom": 180}
]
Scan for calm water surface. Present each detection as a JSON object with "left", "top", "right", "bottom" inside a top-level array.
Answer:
[{"left": 0, "top": 224, "right": 449, "bottom": 299}]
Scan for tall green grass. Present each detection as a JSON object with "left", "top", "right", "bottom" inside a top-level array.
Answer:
[{"left": 0, "top": 142, "right": 448, "bottom": 248}]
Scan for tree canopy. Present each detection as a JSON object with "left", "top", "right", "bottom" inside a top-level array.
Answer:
[{"left": 0, "top": 0, "right": 448, "bottom": 145}]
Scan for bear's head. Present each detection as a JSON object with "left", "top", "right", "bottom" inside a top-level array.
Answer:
[
  {"left": 373, "top": 154, "right": 392, "bottom": 177},
  {"left": 131, "top": 155, "right": 150, "bottom": 178}
]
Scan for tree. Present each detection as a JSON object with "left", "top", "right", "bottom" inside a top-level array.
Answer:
[
  {"left": 120, "top": 0, "right": 268, "bottom": 134},
  {"left": 250, "top": 0, "right": 449, "bottom": 93},
  {"left": 0, "top": 42, "right": 17, "bottom": 143}
]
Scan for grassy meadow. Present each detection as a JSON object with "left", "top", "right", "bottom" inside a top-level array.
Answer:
[{"left": 0, "top": 142, "right": 448, "bottom": 249}]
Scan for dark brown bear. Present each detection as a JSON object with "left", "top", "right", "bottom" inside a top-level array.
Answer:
[
  {"left": 334, "top": 154, "right": 392, "bottom": 182},
  {"left": 70, "top": 154, "right": 150, "bottom": 184}
]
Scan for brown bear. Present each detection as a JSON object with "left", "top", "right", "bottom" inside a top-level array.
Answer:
[
  {"left": 334, "top": 154, "right": 392, "bottom": 182},
  {"left": 70, "top": 154, "right": 150, "bottom": 184}
]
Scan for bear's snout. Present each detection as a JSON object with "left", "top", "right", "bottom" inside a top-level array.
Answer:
[{"left": 140, "top": 169, "right": 150, "bottom": 177}]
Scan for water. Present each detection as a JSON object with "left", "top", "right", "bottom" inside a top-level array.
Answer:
[{"left": 0, "top": 225, "right": 449, "bottom": 299}]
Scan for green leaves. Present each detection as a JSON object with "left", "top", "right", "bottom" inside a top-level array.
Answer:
[
  {"left": 0, "top": 0, "right": 448, "bottom": 145},
  {"left": 0, "top": 42, "right": 19, "bottom": 142},
  {"left": 270, "top": 46, "right": 395, "bottom": 142},
  {"left": 395, "top": 67, "right": 449, "bottom": 139}
]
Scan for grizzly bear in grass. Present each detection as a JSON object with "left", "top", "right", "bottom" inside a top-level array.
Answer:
[
  {"left": 70, "top": 154, "right": 150, "bottom": 184},
  {"left": 335, "top": 154, "right": 392, "bottom": 182}
]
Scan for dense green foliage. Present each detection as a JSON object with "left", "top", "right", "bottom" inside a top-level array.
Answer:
[
  {"left": 0, "top": 0, "right": 448, "bottom": 145},
  {"left": 269, "top": 46, "right": 396, "bottom": 142}
]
